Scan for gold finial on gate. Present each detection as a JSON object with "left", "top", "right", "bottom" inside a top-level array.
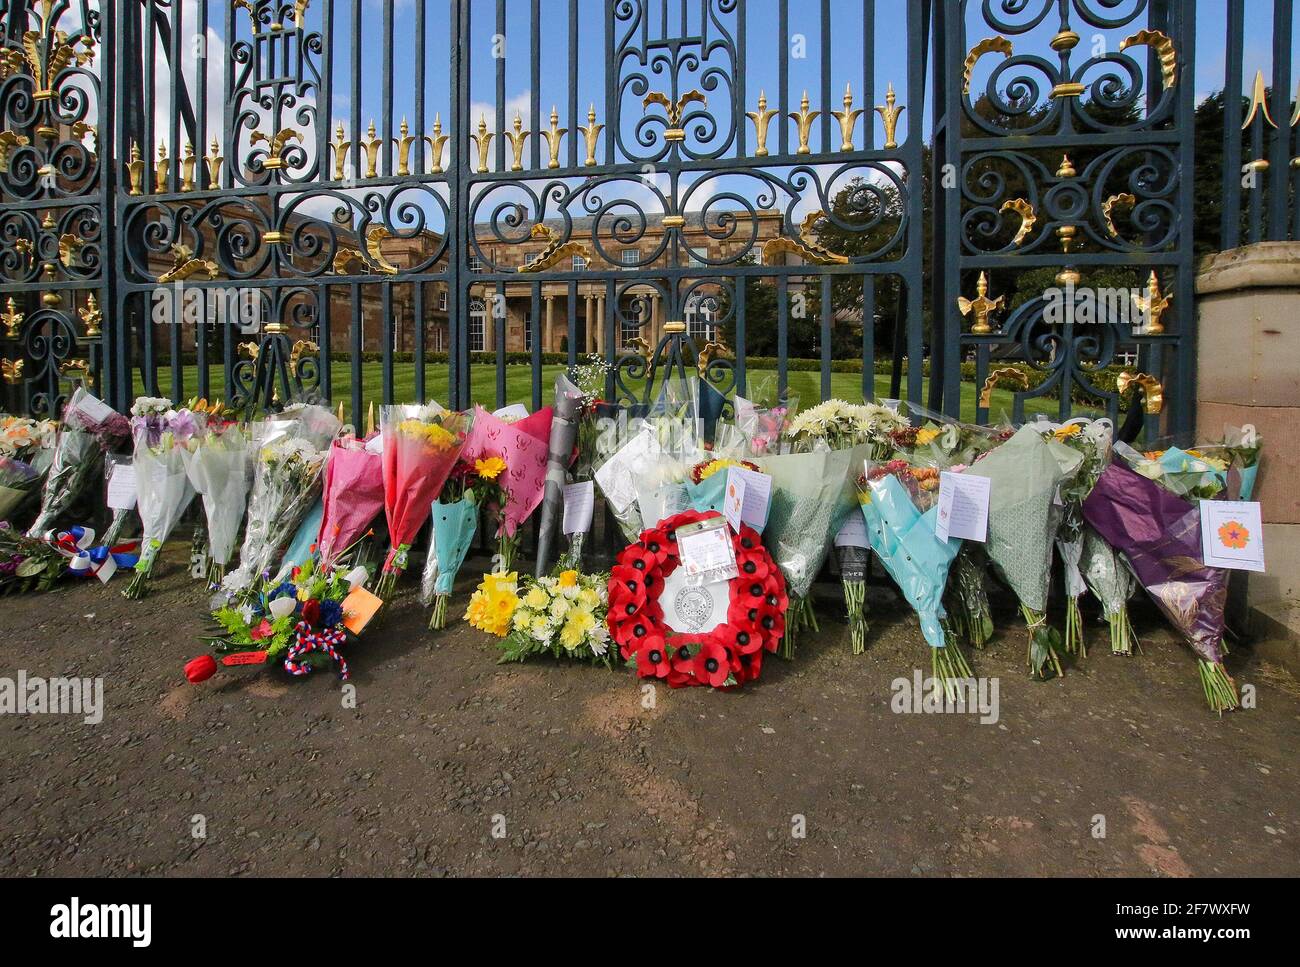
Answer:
[
  {"left": 874, "top": 83, "right": 904, "bottom": 150},
  {"left": 505, "top": 112, "right": 530, "bottom": 172},
  {"left": 831, "top": 83, "right": 865, "bottom": 152},
  {"left": 424, "top": 114, "right": 449, "bottom": 174},
  {"left": 360, "top": 120, "right": 383, "bottom": 178},
  {"left": 331, "top": 121, "right": 352, "bottom": 180},
  {"left": 394, "top": 117, "right": 418, "bottom": 177},
  {"left": 644, "top": 90, "right": 706, "bottom": 144},
  {"left": 154, "top": 140, "right": 170, "bottom": 193},
  {"left": 541, "top": 106, "right": 567, "bottom": 170},
  {"left": 79, "top": 293, "right": 102, "bottom": 339},
  {"left": 1, "top": 358, "right": 22, "bottom": 384},
  {"left": 746, "top": 90, "right": 778, "bottom": 157},
  {"left": 958, "top": 272, "right": 1005, "bottom": 336},
  {"left": 2, "top": 297, "right": 23, "bottom": 339},
  {"left": 471, "top": 115, "right": 494, "bottom": 173},
  {"left": 789, "top": 90, "right": 820, "bottom": 155},
  {"left": 1131, "top": 272, "right": 1171, "bottom": 335},
  {"left": 180, "top": 141, "right": 197, "bottom": 192},
  {"left": 577, "top": 104, "right": 603, "bottom": 167},
  {"left": 204, "top": 137, "right": 224, "bottom": 187}
]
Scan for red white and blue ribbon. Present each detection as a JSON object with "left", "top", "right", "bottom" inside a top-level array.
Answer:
[
  {"left": 283, "top": 621, "right": 349, "bottom": 681},
  {"left": 45, "top": 526, "right": 140, "bottom": 581}
]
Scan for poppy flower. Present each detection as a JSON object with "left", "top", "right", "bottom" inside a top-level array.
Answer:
[
  {"left": 636, "top": 636, "right": 672, "bottom": 679},
  {"left": 666, "top": 670, "right": 697, "bottom": 689},
  {"left": 737, "top": 553, "right": 771, "bottom": 582},
  {"left": 184, "top": 655, "right": 218, "bottom": 684},
  {"left": 736, "top": 648, "right": 764, "bottom": 684},
  {"left": 670, "top": 640, "right": 697, "bottom": 676},
  {"left": 693, "top": 640, "right": 733, "bottom": 688},
  {"left": 729, "top": 624, "right": 764, "bottom": 655}
]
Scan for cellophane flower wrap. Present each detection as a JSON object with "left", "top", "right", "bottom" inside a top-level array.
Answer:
[
  {"left": 419, "top": 451, "right": 503, "bottom": 630},
  {"left": 26, "top": 388, "right": 131, "bottom": 538},
  {"left": 181, "top": 421, "right": 252, "bottom": 584},
  {"left": 534, "top": 374, "right": 584, "bottom": 575},
  {"left": 0, "top": 414, "right": 56, "bottom": 522},
  {"left": 1043, "top": 419, "right": 1113, "bottom": 658},
  {"left": 317, "top": 436, "right": 384, "bottom": 567},
  {"left": 859, "top": 459, "right": 971, "bottom": 693},
  {"left": 963, "top": 424, "right": 1082, "bottom": 679},
  {"left": 490, "top": 568, "right": 612, "bottom": 665},
  {"left": 787, "top": 398, "right": 908, "bottom": 655},
  {"left": 123, "top": 398, "right": 202, "bottom": 598},
  {"left": 1083, "top": 459, "right": 1238, "bottom": 713},
  {"left": 377, "top": 403, "right": 469, "bottom": 598},
  {"left": 757, "top": 443, "right": 868, "bottom": 657},
  {"left": 221, "top": 416, "right": 334, "bottom": 597},
  {"left": 194, "top": 558, "right": 371, "bottom": 683},
  {"left": 459, "top": 405, "right": 552, "bottom": 573}
]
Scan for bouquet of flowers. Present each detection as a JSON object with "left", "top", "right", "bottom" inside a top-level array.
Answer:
[
  {"left": 377, "top": 404, "right": 470, "bottom": 598},
  {"left": 459, "top": 405, "right": 553, "bottom": 573},
  {"left": 123, "top": 398, "right": 202, "bottom": 599},
  {"left": 25, "top": 389, "right": 131, "bottom": 538},
  {"left": 475, "top": 568, "right": 613, "bottom": 665},
  {"left": 0, "top": 457, "right": 44, "bottom": 525},
  {"left": 962, "top": 424, "right": 1083, "bottom": 679},
  {"left": 188, "top": 559, "right": 374, "bottom": 684},
  {"left": 1085, "top": 459, "right": 1241, "bottom": 712},
  {"left": 0, "top": 414, "right": 56, "bottom": 522},
  {"left": 462, "top": 570, "right": 520, "bottom": 637},
  {"left": 757, "top": 443, "right": 868, "bottom": 657},
  {"left": 181, "top": 422, "right": 252, "bottom": 585},
  {"left": 221, "top": 417, "right": 335, "bottom": 597},
  {"left": 1041, "top": 419, "right": 1114, "bottom": 658},
  {"left": 317, "top": 436, "right": 384, "bottom": 567},
  {"left": 859, "top": 460, "right": 970, "bottom": 695},
  {"left": 420, "top": 455, "right": 508, "bottom": 629},
  {"left": 0, "top": 520, "right": 65, "bottom": 594}
]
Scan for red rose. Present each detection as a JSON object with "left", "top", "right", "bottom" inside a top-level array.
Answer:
[
  {"left": 301, "top": 599, "right": 322, "bottom": 626},
  {"left": 184, "top": 655, "right": 218, "bottom": 684}
]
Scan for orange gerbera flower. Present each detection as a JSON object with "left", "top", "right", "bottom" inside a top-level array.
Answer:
[{"left": 1218, "top": 520, "right": 1250, "bottom": 550}]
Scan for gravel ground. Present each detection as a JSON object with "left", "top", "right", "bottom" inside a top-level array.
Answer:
[{"left": 2, "top": 547, "right": 1298, "bottom": 877}]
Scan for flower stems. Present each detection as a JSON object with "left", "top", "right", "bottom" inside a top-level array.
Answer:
[
  {"left": 429, "top": 593, "right": 449, "bottom": 630},
  {"left": 843, "top": 578, "right": 869, "bottom": 654},
  {"left": 1107, "top": 606, "right": 1137, "bottom": 656},
  {"left": 1063, "top": 595, "right": 1086, "bottom": 658},
  {"left": 1199, "top": 659, "right": 1239, "bottom": 714},
  {"left": 932, "top": 639, "right": 974, "bottom": 704},
  {"left": 780, "top": 596, "right": 816, "bottom": 660},
  {"left": 122, "top": 540, "right": 161, "bottom": 600},
  {"left": 1021, "top": 604, "right": 1063, "bottom": 680}
]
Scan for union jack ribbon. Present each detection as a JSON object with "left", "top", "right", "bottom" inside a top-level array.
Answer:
[{"left": 283, "top": 621, "right": 350, "bottom": 681}]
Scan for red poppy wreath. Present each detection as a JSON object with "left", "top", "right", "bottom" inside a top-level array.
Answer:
[{"left": 608, "top": 509, "right": 789, "bottom": 690}]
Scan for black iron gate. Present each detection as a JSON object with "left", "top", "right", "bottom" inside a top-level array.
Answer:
[{"left": 0, "top": 0, "right": 1202, "bottom": 430}]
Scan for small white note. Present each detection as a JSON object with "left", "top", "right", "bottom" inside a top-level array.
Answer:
[
  {"left": 562, "top": 480, "right": 595, "bottom": 535},
  {"left": 106, "top": 464, "right": 138, "bottom": 511},
  {"left": 95, "top": 554, "right": 118, "bottom": 584},
  {"left": 722, "top": 469, "right": 746, "bottom": 533},
  {"left": 1200, "top": 500, "right": 1265, "bottom": 573},
  {"left": 677, "top": 519, "right": 738, "bottom": 583},
  {"left": 493, "top": 403, "right": 530, "bottom": 423},
  {"left": 834, "top": 513, "right": 869, "bottom": 549},
  {"left": 75, "top": 392, "right": 116, "bottom": 425},
  {"left": 936, "top": 471, "right": 990, "bottom": 544}
]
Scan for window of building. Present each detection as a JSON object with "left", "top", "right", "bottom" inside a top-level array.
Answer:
[
  {"left": 685, "top": 296, "right": 716, "bottom": 343},
  {"left": 621, "top": 299, "right": 646, "bottom": 349},
  {"left": 621, "top": 248, "right": 639, "bottom": 269},
  {"left": 438, "top": 289, "right": 448, "bottom": 311},
  {"left": 572, "top": 254, "right": 587, "bottom": 272},
  {"left": 469, "top": 299, "right": 486, "bottom": 352},
  {"left": 523, "top": 311, "right": 533, "bottom": 352},
  {"left": 469, "top": 255, "right": 485, "bottom": 274}
]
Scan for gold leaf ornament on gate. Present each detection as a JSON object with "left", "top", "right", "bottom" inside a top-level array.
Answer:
[
  {"left": 761, "top": 210, "right": 849, "bottom": 266},
  {"left": 962, "top": 37, "right": 1013, "bottom": 96},
  {"left": 1116, "top": 372, "right": 1164, "bottom": 414},
  {"left": 643, "top": 90, "right": 706, "bottom": 144}
]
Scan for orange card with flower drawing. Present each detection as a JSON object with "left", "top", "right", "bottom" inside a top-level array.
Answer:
[{"left": 343, "top": 586, "right": 384, "bottom": 634}]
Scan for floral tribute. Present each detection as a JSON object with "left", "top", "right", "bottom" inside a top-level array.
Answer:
[
  {"left": 465, "top": 568, "right": 612, "bottom": 665},
  {"left": 608, "top": 509, "right": 787, "bottom": 691},
  {"left": 188, "top": 558, "right": 373, "bottom": 684}
]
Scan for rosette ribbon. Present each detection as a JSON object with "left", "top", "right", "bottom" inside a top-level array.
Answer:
[
  {"left": 283, "top": 621, "right": 350, "bottom": 681},
  {"left": 45, "top": 526, "right": 141, "bottom": 581}
]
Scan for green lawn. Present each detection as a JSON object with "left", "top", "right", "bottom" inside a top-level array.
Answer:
[{"left": 141, "top": 362, "right": 1069, "bottom": 425}]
